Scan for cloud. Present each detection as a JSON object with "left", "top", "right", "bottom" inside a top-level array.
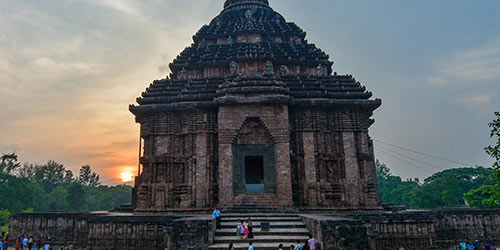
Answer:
[
  {"left": 459, "top": 94, "right": 496, "bottom": 105},
  {"left": 428, "top": 37, "right": 500, "bottom": 86},
  {"left": 32, "top": 57, "right": 99, "bottom": 75},
  {"left": 92, "top": 0, "right": 140, "bottom": 17}
]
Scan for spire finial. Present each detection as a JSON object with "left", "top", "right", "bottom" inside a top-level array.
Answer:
[{"left": 223, "top": 0, "right": 270, "bottom": 9}]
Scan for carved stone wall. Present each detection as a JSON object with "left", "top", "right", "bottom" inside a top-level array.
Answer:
[
  {"left": 218, "top": 104, "right": 293, "bottom": 208},
  {"left": 10, "top": 212, "right": 215, "bottom": 250},
  {"left": 301, "top": 210, "right": 500, "bottom": 250},
  {"left": 135, "top": 108, "right": 218, "bottom": 213},
  {"left": 290, "top": 106, "right": 378, "bottom": 209}
]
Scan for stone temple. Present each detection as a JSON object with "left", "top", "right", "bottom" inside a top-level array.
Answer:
[
  {"left": 129, "top": 0, "right": 381, "bottom": 213},
  {"left": 10, "top": 1, "right": 500, "bottom": 249}
]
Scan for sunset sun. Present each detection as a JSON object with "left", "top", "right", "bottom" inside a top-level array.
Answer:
[{"left": 119, "top": 171, "right": 134, "bottom": 183}]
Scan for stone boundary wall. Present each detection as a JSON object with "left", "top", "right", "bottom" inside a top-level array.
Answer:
[
  {"left": 10, "top": 212, "right": 215, "bottom": 250},
  {"left": 300, "top": 209, "right": 500, "bottom": 250}
]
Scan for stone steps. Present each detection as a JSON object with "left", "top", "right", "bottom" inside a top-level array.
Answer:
[
  {"left": 215, "top": 228, "right": 309, "bottom": 236},
  {"left": 221, "top": 217, "right": 301, "bottom": 222},
  {"left": 210, "top": 213, "right": 310, "bottom": 250},
  {"left": 209, "top": 242, "right": 300, "bottom": 250}
]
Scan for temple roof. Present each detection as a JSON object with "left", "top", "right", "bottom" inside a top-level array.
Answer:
[
  {"left": 130, "top": 0, "right": 381, "bottom": 114},
  {"left": 224, "top": 0, "right": 270, "bottom": 9}
]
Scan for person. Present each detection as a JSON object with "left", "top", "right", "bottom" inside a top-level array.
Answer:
[
  {"left": 278, "top": 244, "right": 283, "bottom": 250},
  {"left": 1, "top": 239, "right": 3, "bottom": 250},
  {"left": 227, "top": 242, "right": 235, "bottom": 250},
  {"left": 398, "top": 247, "right": 405, "bottom": 250},
  {"left": 474, "top": 241, "right": 481, "bottom": 250},
  {"left": 16, "top": 238, "right": 21, "bottom": 250},
  {"left": 302, "top": 240, "right": 310, "bottom": 250},
  {"left": 468, "top": 243, "right": 475, "bottom": 250},
  {"left": 28, "top": 237, "right": 33, "bottom": 250},
  {"left": 247, "top": 218, "right": 254, "bottom": 239},
  {"left": 35, "top": 239, "right": 41, "bottom": 250},
  {"left": 240, "top": 220, "right": 245, "bottom": 239},
  {"left": 460, "top": 242, "right": 467, "bottom": 250},
  {"left": 244, "top": 221, "right": 249, "bottom": 239},
  {"left": 485, "top": 244, "right": 492, "bottom": 250},
  {"left": 212, "top": 208, "right": 221, "bottom": 229},
  {"left": 236, "top": 220, "right": 242, "bottom": 239},
  {"left": 23, "top": 237, "right": 28, "bottom": 250},
  {"left": 4, "top": 237, "right": 9, "bottom": 250},
  {"left": 295, "top": 240, "right": 303, "bottom": 250},
  {"left": 248, "top": 242, "right": 254, "bottom": 250},
  {"left": 290, "top": 245, "right": 295, "bottom": 250},
  {"left": 308, "top": 234, "right": 318, "bottom": 250},
  {"left": 43, "top": 243, "right": 50, "bottom": 250}
]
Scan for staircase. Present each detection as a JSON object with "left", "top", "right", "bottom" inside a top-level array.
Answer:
[{"left": 209, "top": 213, "right": 310, "bottom": 250}]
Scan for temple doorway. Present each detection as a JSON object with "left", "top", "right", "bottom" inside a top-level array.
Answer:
[{"left": 245, "top": 156, "right": 264, "bottom": 194}]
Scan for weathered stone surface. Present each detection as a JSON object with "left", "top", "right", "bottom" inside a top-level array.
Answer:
[
  {"left": 10, "top": 212, "right": 215, "bottom": 250},
  {"left": 10, "top": 209, "right": 500, "bottom": 249},
  {"left": 300, "top": 209, "right": 500, "bottom": 250},
  {"left": 129, "top": 0, "right": 381, "bottom": 213}
]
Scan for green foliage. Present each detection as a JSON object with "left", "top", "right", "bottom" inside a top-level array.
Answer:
[
  {"left": 77, "top": 165, "right": 101, "bottom": 187},
  {"left": 465, "top": 112, "right": 500, "bottom": 208},
  {"left": 0, "top": 209, "right": 10, "bottom": 226},
  {"left": 0, "top": 225, "right": 8, "bottom": 233},
  {"left": 0, "top": 153, "right": 21, "bottom": 174},
  {"left": 376, "top": 160, "right": 494, "bottom": 209},
  {"left": 485, "top": 112, "right": 500, "bottom": 170},
  {"left": 0, "top": 154, "right": 132, "bottom": 218}
]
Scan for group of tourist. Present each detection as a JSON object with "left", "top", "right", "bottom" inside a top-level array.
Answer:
[
  {"left": 6, "top": 235, "right": 51, "bottom": 250},
  {"left": 276, "top": 235, "right": 321, "bottom": 250},
  {"left": 227, "top": 235, "right": 321, "bottom": 250},
  {"left": 459, "top": 240, "right": 497, "bottom": 250},
  {"left": 1, "top": 232, "right": 9, "bottom": 250},
  {"left": 236, "top": 218, "right": 254, "bottom": 239}
]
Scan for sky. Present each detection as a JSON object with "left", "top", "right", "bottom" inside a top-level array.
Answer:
[{"left": 0, "top": 0, "right": 499, "bottom": 184}]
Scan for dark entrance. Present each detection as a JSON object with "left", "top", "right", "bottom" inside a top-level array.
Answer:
[
  {"left": 232, "top": 144, "right": 276, "bottom": 195},
  {"left": 245, "top": 156, "right": 264, "bottom": 194}
]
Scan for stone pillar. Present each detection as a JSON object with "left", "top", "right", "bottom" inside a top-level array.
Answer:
[
  {"left": 303, "top": 132, "right": 318, "bottom": 207},
  {"left": 218, "top": 143, "right": 235, "bottom": 206},
  {"left": 342, "top": 131, "right": 361, "bottom": 208},
  {"left": 195, "top": 133, "right": 209, "bottom": 208}
]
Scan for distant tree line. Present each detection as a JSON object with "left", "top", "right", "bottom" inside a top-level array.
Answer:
[
  {"left": 377, "top": 112, "right": 500, "bottom": 209},
  {"left": 0, "top": 154, "right": 132, "bottom": 228}
]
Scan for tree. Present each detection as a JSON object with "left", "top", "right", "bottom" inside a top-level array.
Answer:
[
  {"left": 0, "top": 209, "right": 10, "bottom": 227},
  {"left": 47, "top": 186, "right": 69, "bottom": 211},
  {"left": 465, "top": 112, "right": 500, "bottom": 208},
  {"left": 78, "top": 165, "right": 100, "bottom": 187},
  {"left": 376, "top": 160, "right": 419, "bottom": 207},
  {"left": 0, "top": 152, "right": 21, "bottom": 174},
  {"left": 485, "top": 112, "right": 500, "bottom": 170},
  {"left": 67, "top": 183, "right": 87, "bottom": 211}
]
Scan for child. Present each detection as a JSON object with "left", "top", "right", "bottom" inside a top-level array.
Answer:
[
  {"left": 240, "top": 220, "right": 245, "bottom": 238},
  {"left": 236, "top": 221, "right": 242, "bottom": 239},
  {"left": 244, "top": 221, "right": 249, "bottom": 239}
]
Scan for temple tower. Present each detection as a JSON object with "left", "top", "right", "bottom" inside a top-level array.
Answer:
[{"left": 130, "top": 0, "right": 381, "bottom": 213}]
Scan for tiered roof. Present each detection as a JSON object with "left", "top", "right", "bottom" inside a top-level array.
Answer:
[{"left": 130, "top": 0, "right": 381, "bottom": 114}]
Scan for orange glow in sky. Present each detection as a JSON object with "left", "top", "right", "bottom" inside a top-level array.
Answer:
[{"left": 119, "top": 168, "right": 135, "bottom": 183}]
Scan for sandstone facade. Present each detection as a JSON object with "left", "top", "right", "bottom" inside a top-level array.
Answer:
[{"left": 129, "top": 0, "right": 381, "bottom": 213}]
